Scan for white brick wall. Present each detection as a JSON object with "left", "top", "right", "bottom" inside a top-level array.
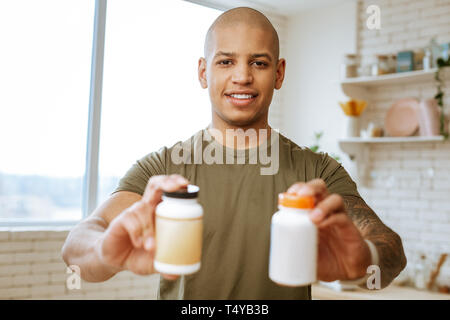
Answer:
[
  {"left": 357, "top": 0, "right": 450, "bottom": 288},
  {"left": 0, "top": 229, "right": 159, "bottom": 300}
]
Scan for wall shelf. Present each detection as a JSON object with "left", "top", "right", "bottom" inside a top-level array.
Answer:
[
  {"left": 340, "top": 67, "right": 449, "bottom": 100},
  {"left": 339, "top": 135, "right": 444, "bottom": 144},
  {"left": 341, "top": 68, "right": 438, "bottom": 86},
  {"left": 338, "top": 136, "right": 445, "bottom": 186},
  {"left": 338, "top": 67, "right": 449, "bottom": 186}
]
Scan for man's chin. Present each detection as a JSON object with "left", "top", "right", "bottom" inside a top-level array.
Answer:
[
  {"left": 213, "top": 106, "right": 268, "bottom": 128},
  {"left": 221, "top": 114, "right": 262, "bottom": 127}
]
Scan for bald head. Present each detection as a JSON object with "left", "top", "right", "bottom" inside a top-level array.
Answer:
[{"left": 204, "top": 7, "right": 279, "bottom": 62}]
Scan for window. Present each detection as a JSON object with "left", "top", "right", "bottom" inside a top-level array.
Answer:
[
  {"left": 97, "top": 0, "right": 222, "bottom": 204},
  {"left": 0, "top": 0, "right": 95, "bottom": 223},
  {"left": 0, "top": 0, "right": 222, "bottom": 224}
]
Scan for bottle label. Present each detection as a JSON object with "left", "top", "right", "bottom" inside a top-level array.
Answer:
[{"left": 155, "top": 216, "right": 203, "bottom": 265}]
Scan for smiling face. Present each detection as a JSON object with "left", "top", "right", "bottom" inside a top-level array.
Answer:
[{"left": 199, "top": 21, "right": 285, "bottom": 128}]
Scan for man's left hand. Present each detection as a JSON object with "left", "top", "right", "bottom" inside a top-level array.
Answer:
[{"left": 287, "top": 179, "right": 372, "bottom": 282}]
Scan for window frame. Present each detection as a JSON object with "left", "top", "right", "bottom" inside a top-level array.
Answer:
[{"left": 82, "top": 0, "right": 107, "bottom": 221}]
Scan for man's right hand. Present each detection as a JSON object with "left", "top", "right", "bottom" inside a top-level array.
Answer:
[{"left": 97, "top": 174, "right": 189, "bottom": 280}]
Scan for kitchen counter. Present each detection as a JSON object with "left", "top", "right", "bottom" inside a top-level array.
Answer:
[{"left": 312, "top": 283, "right": 450, "bottom": 300}]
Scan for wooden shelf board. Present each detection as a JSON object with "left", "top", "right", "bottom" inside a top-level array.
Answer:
[
  {"left": 339, "top": 136, "right": 445, "bottom": 143},
  {"left": 340, "top": 68, "right": 438, "bottom": 87}
]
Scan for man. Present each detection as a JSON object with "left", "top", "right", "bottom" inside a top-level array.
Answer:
[{"left": 62, "top": 7, "right": 406, "bottom": 299}]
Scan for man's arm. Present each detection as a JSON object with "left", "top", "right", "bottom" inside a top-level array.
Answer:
[
  {"left": 343, "top": 195, "right": 407, "bottom": 289},
  {"left": 61, "top": 191, "right": 141, "bottom": 282}
]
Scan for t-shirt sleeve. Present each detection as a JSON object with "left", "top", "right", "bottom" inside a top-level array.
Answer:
[
  {"left": 317, "top": 152, "right": 362, "bottom": 198},
  {"left": 112, "top": 147, "right": 167, "bottom": 196}
]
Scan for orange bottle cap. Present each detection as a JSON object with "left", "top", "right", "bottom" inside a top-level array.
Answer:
[{"left": 278, "top": 192, "right": 315, "bottom": 209}]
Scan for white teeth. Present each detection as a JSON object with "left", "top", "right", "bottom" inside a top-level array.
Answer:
[{"left": 230, "top": 94, "right": 254, "bottom": 99}]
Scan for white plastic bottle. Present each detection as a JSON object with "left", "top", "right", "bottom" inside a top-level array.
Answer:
[
  {"left": 154, "top": 184, "right": 203, "bottom": 275},
  {"left": 269, "top": 192, "right": 318, "bottom": 286}
]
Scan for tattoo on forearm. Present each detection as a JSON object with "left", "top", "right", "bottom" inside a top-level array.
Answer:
[{"left": 343, "top": 195, "right": 407, "bottom": 288}]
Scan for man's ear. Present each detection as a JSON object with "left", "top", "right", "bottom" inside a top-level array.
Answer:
[
  {"left": 198, "top": 58, "right": 208, "bottom": 89},
  {"left": 275, "top": 58, "right": 286, "bottom": 90}
]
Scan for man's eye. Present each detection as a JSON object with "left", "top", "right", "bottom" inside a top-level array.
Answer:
[
  {"left": 253, "top": 61, "right": 268, "bottom": 67},
  {"left": 218, "top": 60, "right": 232, "bottom": 65}
]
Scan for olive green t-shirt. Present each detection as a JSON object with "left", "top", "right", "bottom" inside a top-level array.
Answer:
[{"left": 113, "top": 128, "right": 361, "bottom": 300}]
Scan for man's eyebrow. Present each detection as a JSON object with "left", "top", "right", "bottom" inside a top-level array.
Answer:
[
  {"left": 213, "top": 51, "right": 273, "bottom": 62},
  {"left": 250, "top": 53, "right": 272, "bottom": 62},
  {"left": 213, "top": 51, "right": 236, "bottom": 59}
]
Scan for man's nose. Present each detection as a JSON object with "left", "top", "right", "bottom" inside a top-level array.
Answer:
[{"left": 231, "top": 64, "right": 253, "bottom": 85}]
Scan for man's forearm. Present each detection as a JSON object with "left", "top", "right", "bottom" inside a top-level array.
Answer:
[
  {"left": 343, "top": 195, "right": 407, "bottom": 289},
  {"left": 61, "top": 216, "right": 122, "bottom": 282}
]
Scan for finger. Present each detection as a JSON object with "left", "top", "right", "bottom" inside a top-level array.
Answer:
[
  {"left": 309, "top": 193, "right": 345, "bottom": 224},
  {"left": 124, "top": 249, "right": 155, "bottom": 275},
  {"left": 117, "top": 199, "right": 156, "bottom": 249},
  {"left": 143, "top": 236, "right": 155, "bottom": 251},
  {"left": 119, "top": 208, "right": 147, "bottom": 248},
  {"left": 287, "top": 179, "right": 329, "bottom": 203},
  {"left": 287, "top": 182, "right": 306, "bottom": 194},
  {"left": 142, "top": 174, "right": 189, "bottom": 206},
  {"left": 127, "top": 201, "right": 155, "bottom": 249},
  {"left": 316, "top": 212, "right": 351, "bottom": 229},
  {"left": 161, "top": 273, "right": 179, "bottom": 281}
]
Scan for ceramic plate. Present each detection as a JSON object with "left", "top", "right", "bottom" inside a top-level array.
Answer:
[{"left": 385, "top": 98, "right": 420, "bottom": 137}]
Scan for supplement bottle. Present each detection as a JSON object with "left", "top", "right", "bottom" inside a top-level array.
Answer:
[
  {"left": 154, "top": 184, "right": 203, "bottom": 275},
  {"left": 269, "top": 192, "right": 318, "bottom": 286}
]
